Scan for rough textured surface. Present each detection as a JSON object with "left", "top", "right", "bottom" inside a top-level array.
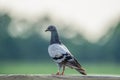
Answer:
[{"left": 0, "top": 74, "right": 120, "bottom": 80}]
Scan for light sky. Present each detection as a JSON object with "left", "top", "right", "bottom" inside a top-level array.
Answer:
[{"left": 0, "top": 0, "right": 120, "bottom": 43}]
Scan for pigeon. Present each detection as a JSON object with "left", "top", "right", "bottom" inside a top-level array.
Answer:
[{"left": 45, "top": 25, "right": 87, "bottom": 75}]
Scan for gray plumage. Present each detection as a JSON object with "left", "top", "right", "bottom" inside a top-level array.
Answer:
[{"left": 45, "top": 25, "right": 86, "bottom": 75}]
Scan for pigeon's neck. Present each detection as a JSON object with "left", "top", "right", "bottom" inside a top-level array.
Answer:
[{"left": 50, "top": 30, "right": 61, "bottom": 44}]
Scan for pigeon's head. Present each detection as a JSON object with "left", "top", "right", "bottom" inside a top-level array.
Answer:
[{"left": 45, "top": 25, "right": 57, "bottom": 32}]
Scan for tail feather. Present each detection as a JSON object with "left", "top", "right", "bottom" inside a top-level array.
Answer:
[
  {"left": 74, "top": 59, "right": 87, "bottom": 75},
  {"left": 66, "top": 58, "right": 87, "bottom": 75},
  {"left": 75, "top": 68, "right": 87, "bottom": 75}
]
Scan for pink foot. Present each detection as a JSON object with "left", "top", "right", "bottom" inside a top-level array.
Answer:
[
  {"left": 56, "top": 72, "right": 60, "bottom": 75},
  {"left": 61, "top": 72, "right": 64, "bottom": 75}
]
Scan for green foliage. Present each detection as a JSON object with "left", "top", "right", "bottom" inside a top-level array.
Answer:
[{"left": 0, "top": 13, "right": 120, "bottom": 69}]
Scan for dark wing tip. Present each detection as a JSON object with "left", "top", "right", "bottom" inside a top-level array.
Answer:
[{"left": 76, "top": 68, "right": 87, "bottom": 75}]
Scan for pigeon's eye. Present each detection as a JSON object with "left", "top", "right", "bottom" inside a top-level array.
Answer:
[
  {"left": 47, "top": 25, "right": 56, "bottom": 31},
  {"left": 50, "top": 26, "right": 54, "bottom": 29},
  {"left": 49, "top": 26, "right": 55, "bottom": 30}
]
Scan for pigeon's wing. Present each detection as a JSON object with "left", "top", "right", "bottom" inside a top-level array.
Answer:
[
  {"left": 61, "top": 44, "right": 74, "bottom": 56},
  {"left": 61, "top": 44, "right": 87, "bottom": 75},
  {"left": 48, "top": 44, "right": 72, "bottom": 63}
]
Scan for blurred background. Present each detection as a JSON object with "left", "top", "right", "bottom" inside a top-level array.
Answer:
[{"left": 0, "top": 0, "right": 120, "bottom": 75}]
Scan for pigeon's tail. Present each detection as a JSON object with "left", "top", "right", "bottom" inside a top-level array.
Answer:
[
  {"left": 66, "top": 58, "right": 87, "bottom": 75},
  {"left": 73, "top": 58, "right": 87, "bottom": 75},
  {"left": 75, "top": 67, "right": 87, "bottom": 75}
]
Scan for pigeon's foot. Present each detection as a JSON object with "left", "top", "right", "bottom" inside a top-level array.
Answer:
[
  {"left": 56, "top": 72, "right": 60, "bottom": 75},
  {"left": 60, "top": 72, "right": 64, "bottom": 75}
]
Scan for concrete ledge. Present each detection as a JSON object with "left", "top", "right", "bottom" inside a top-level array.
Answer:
[{"left": 0, "top": 74, "right": 120, "bottom": 80}]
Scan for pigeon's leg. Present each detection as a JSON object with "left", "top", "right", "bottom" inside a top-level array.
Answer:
[
  {"left": 56, "top": 63, "right": 62, "bottom": 75},
  {"left": 61, "top": 65, "right": 65, "bottom": 75},
  {"left": 56, "top": 70, "right": 60, "bottom": 75}
]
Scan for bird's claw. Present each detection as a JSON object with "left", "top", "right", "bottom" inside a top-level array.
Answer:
[
  {"left": 56, "top": 72, "right": 64, "bottom": 75},
  {"left": 60, "top": 72, "right": 64, "bottom": 75},
  {"left": 56, "top": 72, "right": 60, "bottom": 75}
]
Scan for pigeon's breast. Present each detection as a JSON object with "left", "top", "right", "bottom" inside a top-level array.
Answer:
[{"left": 48, "top": 44, "right": 62, "bottom": 58}]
